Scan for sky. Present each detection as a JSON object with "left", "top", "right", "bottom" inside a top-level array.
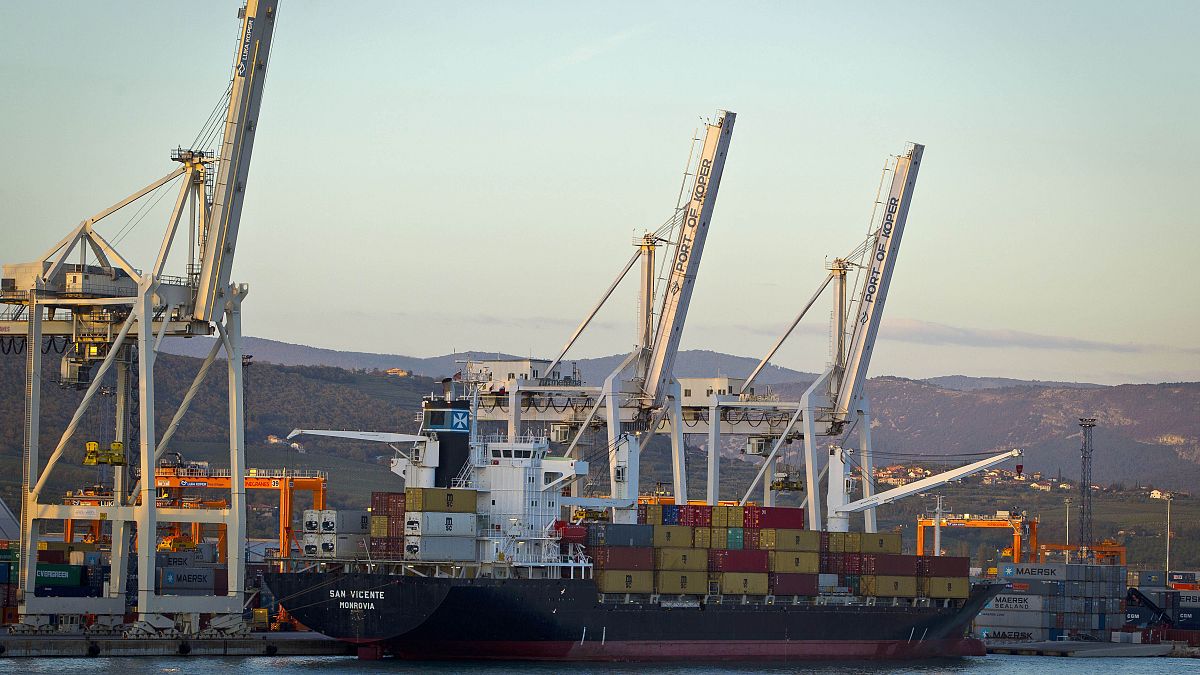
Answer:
[{"left": 1, "top": 1, "right": 1197, "bottom": 385}]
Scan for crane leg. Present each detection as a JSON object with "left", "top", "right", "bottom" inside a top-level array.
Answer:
[{"left": 858, "top": 403, "right": 876, "bottom": 533}]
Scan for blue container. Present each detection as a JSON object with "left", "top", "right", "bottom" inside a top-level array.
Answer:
[{"left": 662, "top": 505, "right": 681, "bottom": 526}]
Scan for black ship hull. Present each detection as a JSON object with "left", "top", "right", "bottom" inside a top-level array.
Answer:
[{"left": 264, "top": 572, "right": 1000, "bottom": 661}]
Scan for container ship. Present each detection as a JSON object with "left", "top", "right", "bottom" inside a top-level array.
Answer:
[{"left": 264, "top": 392, "right": 1004, "bottom": 662}]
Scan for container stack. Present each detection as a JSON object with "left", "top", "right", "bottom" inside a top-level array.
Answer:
[
  {"left": 588, "top": 504, "right": 961, "bottom": 600},
  {"left": 1129, "top": 568, "right": 1200, "bottom": 630},
  {"left": 369, "top": 491, "right": 407, "bottom": 559},
  {"left": 154, "top": 544, "right": 228, "bottom": 597},
  {"left": 974, "top": 562, "right": 1127, "bottom": 642},
  {"left": 318, "top": 509, "right": 370, "bottom": 559},
  {"left": 0, "top": 542, "right": 17, "bottom": 623},
  {"left": 402, "top": 488, "right": 478, "bottom": 562}
]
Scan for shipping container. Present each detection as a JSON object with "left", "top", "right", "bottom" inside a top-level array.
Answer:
[
  {"left": 158, "top": 566, "right": 216, "bottom": 591},
  {"left": 1137, "top": 570, "right": 1166, "bottom": 587},
  {"left": 34, "top": 564, "right": 84, "bottom": 587},
  {"left": 1178, "top": 592, "right": 1200, "bottom": 607},
  {"left": 775, "top": 529, "right": 821, "bottom": 552},
  {"left": 843, "top": 532, "right": 862, "bottom": 553},
  {"left": 770, "top": 572, "right": 818, "bottom": 596},
  {"left": 405, "top": 512, "right": 476, "bottom": 537},
  {"left": 726, "top": 528, "right": 744, "bottom": 550},
  {"left": 742, "top": 505, "right": 762, "bottom": 529},
  {"left": 987, "top": 593, "right": 1044, "bottom": 611},
  {"left": 590, "top": 546, "right": 654, "bottom": 570},
  {"left": 859, "top": 533, "right": 902, "bottom": 554},
  {"left": 712, "top": 507, "right": 728, "bottom": 529},
  {"left": 770, "top": 551, "right": 819, "bottom": 574},
  {"left": 652, "top": 525, "right": 693, "bottom": 548},
  {"left": 926, "top": 576, "right": 970, "bottom": 599},
  {"left": 826, "top": 531, "right": 845, "bottom": 553},
  {"left": 596, "top": 570, "right": 654, "bottom": 594},
  {"left": 302, "top": 509, "right": 321, "bottom": 533},
  {"left": 655, "top": 548, "right": 708, "bottom": 572},
  {"left": 861, "top": 575, "right": 917, "bottom": 597},
  {"left": 758, "top": 528, "right": 777, "bottom": 550},
  {"left": 817, "top": 572, "right": 839, "bottom": 588},
  {"left": 726, "top": 506, "right": 744, "bottom": 529},
  {"left": 586, "top": 523, "right": 653, "bottom": 548},
  {"left": 861, "top": 553, "right": 918, "bottom": 576},
  {"left": 368, "top": 536, "right": 404, "bottom": 557},
  {"left": 718, "top": 572, "right": 769, "bottom": 595},
  {"left": 405, "top": 488, "right": 477, "bottom": 514},
  {"left": 709, "top": 549, "right": 769, "bottom": 573},
  {"left": 302, "top": 533, "right": 319, "bottom": 557},
  {"left": 332, "top": 534, "right": 368, "bottom": 558},
  {"left": 743, "top": 529, "right": 760, "bottom": 550},
  {"left": 662, "top": 504, "right": 681, "bottom": 526},
  {"left": 370, "top": 515, "right": 389, "bottom": 538},
  {"left": 693, "top": 527, "right": 713, "bottom": 549},
  {"left": 656, "top": 571, "right": 704, "bottom": 594},
  {"left": 758, "top": 506, "right": 805, "bottom": 529},
  {"left": 555, "top": 522, "right": 587, "bottom": 544},
  {"left": 977, "top": 626, "right": 1053, "bottom": 642},
  {"left": 684, "top": 505, "right": 712, "bottom": 527},
  {"left": 155, "top": 550, "right": 200, "bottom": 568},
  {"left": 710, "top": 528, "right": 728, "bottom": 550},
  {"left": 319, "top": 534, "right": 336, "bottom": 558},
  {"left": 1169, "top": 571, "right": 1198, "bottom": 584},
  {"left": 322, "top": 509, "right": 370, "bottom": 534},
  {"left": 920, "top": 556, "right": 970, "bottom": 578},
  {"left": 403, "top": 536, "right": 476, "bottom": 562}
]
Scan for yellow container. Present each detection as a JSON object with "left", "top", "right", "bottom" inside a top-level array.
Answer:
[
  {"left": 693, "top": 527, "right": 713, "bottom": 549},
  {"left": 251, "top": 607, "right": 269, "bottom": 629},
  {"left": 644, "top": 504, "right": 663, "bottom": 525},
  {"left": 712, "top": 508, "right": 729, "bottom": 528},
  {"left": 769, "top": 551, "right": 819, "bottom": 574},
  {"left": 859, "top": 533, "right": 902, "bottom": 554},
  {"left": 710, "top": 528, "right": 728, "bottom": 549},
  {"left": 726, "top": 506, "right": 744, "bottom": 529},
  {"left": 775, "top": 529, "right": 821, "bottom": 552},
  {"left": 758, "top": 528, "right": 777, "bottom": 550},
  {"left": 719, "top": 572, "right": 769, "bottom": 595},
  {"left": 926, "top": 576, "right": 969, "bottom": 599},
  {"left": 653, "top": 525, "right": 694, "bottom": 548},
  {"left": 657, "top": 571, "right": 705, "bottom": 594},
  {"left": 596, "top": 570, "right": 654, "bottom": 594},
  {"left": 369, "top": 515, "right": 389, "bottom": 538},
  {"left": 656, "top": 548, "right": 709, "bottom": 571},
  {"left": 862, "top": 575, "right": 917, "bottom": 597},
  {"left": 405, "top": 488, "right": 477, "bottom": 513},
  {"left": 826, "top": 531, "right": 845, "bottom": 553},
  {"left": 843, "top": 532, "right": 862, "bottom": 553}
]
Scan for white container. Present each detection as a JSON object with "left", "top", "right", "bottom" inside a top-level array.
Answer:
[
  {"left": 302, "top": 533, "right": 320, "bottom": 557},
  {"left": 817, "top": 573, "right": 839, "bottom": 588},
  {"left": 321, "top": 509, "right": 369, "bottom": 534},
  {"left": 402, "top": 536, "right": 476, "bottom": 562},
  {"left": 978, "top": 626, "right": 1051, "bottom": 642},
  {"left": 319, "top": 533, "right": 337, "bottom": 558},
  {"left": 975, "top": 609, "right": 1046, "bottom": 628},
  {"left": 987, "top": 594, "right": 1044, "bottom": 612},
  {"left": 303, "top": 509, "right": 321, "bottom": 533},
  {"left": 405, "top": 512, "right": 476, "bottom": 537}
]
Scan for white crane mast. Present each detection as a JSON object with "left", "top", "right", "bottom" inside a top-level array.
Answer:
[
  {"left": 832, "top": 143, "right": 923, "bottom": 421},
  {"left": 193, "top": 0, "right": 279, "bottom": 322},
  {"left": 642, "top": 111, "right": 735, "bottom": 406}
]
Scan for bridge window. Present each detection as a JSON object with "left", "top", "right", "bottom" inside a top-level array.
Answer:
[{"left": 684, "top": 389, "right": 692, "bottom": 397}]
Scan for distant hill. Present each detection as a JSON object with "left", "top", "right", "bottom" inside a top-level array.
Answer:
[
  {"left": 160, "top": 337, "right": 815, "bottom": 385},
  {"left": 923, "top": 375, "right": 1105, "bottom": 391}
]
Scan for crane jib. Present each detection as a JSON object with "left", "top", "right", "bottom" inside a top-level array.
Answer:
[
  {"left": 859, "top": 196, "right": 900, "bottom": 313},
  {"left": 238, "top": 17, "right": 255, "bottom": 76},
  {"left": 672, "top": 158, "right": 714, "bottom": 279}
]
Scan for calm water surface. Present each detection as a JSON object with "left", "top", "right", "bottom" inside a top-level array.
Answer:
[{"left": 0, "top": 655, "right": 1195, "bottom": 674}]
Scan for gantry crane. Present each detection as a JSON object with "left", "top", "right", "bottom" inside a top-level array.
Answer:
[
  {"left": 1, "top": 1, "right": 279, "bottom": 635},
  {"left": 916, "top": 512, "right": 1040, "bottom": 563}
]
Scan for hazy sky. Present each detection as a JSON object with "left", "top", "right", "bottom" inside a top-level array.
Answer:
[{"left": 2, "top": 2, "right": 1197, "bottom": 385}]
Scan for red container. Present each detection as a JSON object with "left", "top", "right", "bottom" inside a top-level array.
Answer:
[
  {"left": 636, "top": 504, "right": 648, "bottom": 524},
  {"left": 36, "top": 550, "right": 65, "bottom": 564},
  {"left": 590, "top": 546, "right": 654, "bottom": 570},
  {"left": 843, "top": 553, "right": 862, "bottom": 575},
  {"left": 862, "top": 553, "right": 918, "bottom": 576},
  {"left": 819, "top": 531, "right": 830, "bottom": 553},
  {"left": 214, "top": 568, "right": 229, "bottom": 595},
  {"left": 742, "top": 506, "right": 763, "bottom": 529},
  {"left": 759, "top": 506, "right": 806, "bottom": 529},
  {"left": 917, "top": 555, "right": 969, "bottom": 577},
  {"left": 387, "top": 515, "right": 406, "bottom": 539},
  {"left": 771, "top": 573, "right": 818, "bottom": 596},
  {"left": 743, "top": 529, "right": 761, "bottom": 549},
  {"left": 686, "top": 505, "right": 712, "bottom": 527},
  {"left": 709, "top": 549, "right": 769, "bottom": 572}
]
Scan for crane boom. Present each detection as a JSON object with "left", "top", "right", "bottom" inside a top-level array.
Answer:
[
  {"left": 642, "top": 110, "right": 735, "bottom": 405},
  {"left": 193, "top": 0, "right": 279, "bottom": 322},
  {"left": 833, "top": 143, "right": 923, "bottom": 419}
]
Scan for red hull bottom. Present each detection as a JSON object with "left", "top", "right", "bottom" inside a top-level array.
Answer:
[{"left": 385, "top": 638, "right": 987, "bottom": 661}]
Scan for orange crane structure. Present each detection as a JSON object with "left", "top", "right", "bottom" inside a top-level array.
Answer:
[
  {"left": 916, "top": 512, "right": 1039, "bottom": 563},
  {"left": 62, "top": 465, "right": 327, "bottom": 560}
]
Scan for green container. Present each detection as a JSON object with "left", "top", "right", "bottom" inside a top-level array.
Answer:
[
  {"left": 35, "top": 563, "right": 84, "bottom": 587},
  {"left": 726, "top": 527, "right": 744, "bottom": 550}
]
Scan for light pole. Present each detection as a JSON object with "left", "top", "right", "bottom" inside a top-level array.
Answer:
[
  {"left": 1064, "top": 497, "right": 1071, "bottom": 564},
  {"left": 1166, "top": 494, "right": 1173, "bottom": 575}
]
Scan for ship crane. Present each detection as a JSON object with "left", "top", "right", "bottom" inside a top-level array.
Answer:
[{"left": 1, "top": 1, "right": 279, "bottom": 635}]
